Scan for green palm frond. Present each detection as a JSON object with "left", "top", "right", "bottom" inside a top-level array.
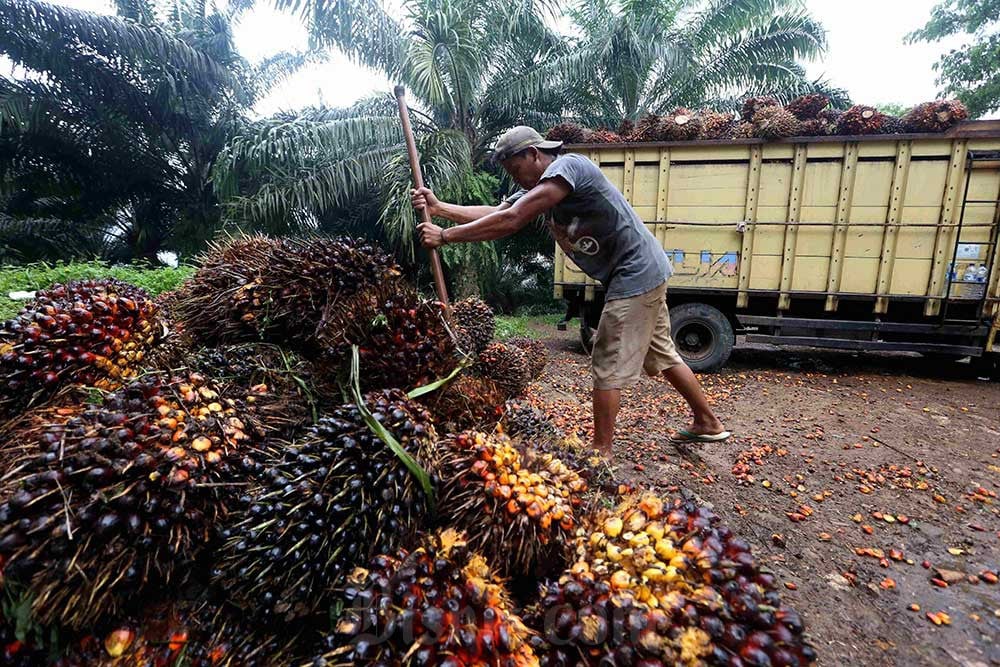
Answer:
[
  {"left": 378, "top": 129, "right": 471, "bottom": 257},
  {"left": 0, "top": 0, "right": 238, "bottom": 91}
]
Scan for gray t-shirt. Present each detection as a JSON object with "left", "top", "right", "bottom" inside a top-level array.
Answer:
[{"left": 508, "top": 153, "right": 670, "bottom": 300}]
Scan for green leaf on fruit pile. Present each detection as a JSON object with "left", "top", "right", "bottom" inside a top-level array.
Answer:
[{"left": 350, "top": 346, "right": 435, "bottom": 515}]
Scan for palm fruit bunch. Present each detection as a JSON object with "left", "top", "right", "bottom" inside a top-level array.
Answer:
[
  {"left": 523, "top": 432, "right": 617, "bottom": 496},
  {"left": 0, "top": 372, "right": 258, "bottom": 629},
  {"left": 477, "top": 341, "right": 531, "bottom": 398},
  {"left": 818, "top": 108, "right": 842, "bottom": 125},
  {"left": 903, "top": 99, "right": 969, "bottom": 133},
  {"left": 732, "top": 122, "right": 756, "bottom": 139},
  {"left": 452, "top": 295, "right": 497, "bottom": 355},
  {"left": 661, "top": 108, "right": 702, "bottom": 141},
  {"left": 631, "top": 114, "right": 664, "bottom": 142},
  {"left": 572, "top": 493, "right": 817, "bottom": 667},
  {"left": 329, "top": 286, "right": 458, "bottom": 391},
  {"left": 741, "top": 96, "right": 779, "bottom": 122},
  {"left": 314, "top": 529, "right": 538, "bottom": 667},
  {"left": 588, "top": 129, "right": 624, "bottom": 143},
  {"left": 53, "top": 601, "right": 298, "bottom": 667},
  {"left": 185, "top": 343, "right": 322, "bottom": 439},
  {"left": 178, "top": 235, "right": 400, "bottom": 349},
  {"left": 0, "top": 279, "right": 161, "bottom": 418},
  {"left": 798, "top": 118, "right": 832, "bottom": 136},
  {"left": 508, "top": 337, "right": 548, "bottom": 380},
  {"left": 878, "top": 115, "right": 906, "bottom": 135},
  {"left": 213, "top": 389, "right": 437, "bottom": 621},
  {"left": 173, "top": 235, "right": 279, "bottom": 344},
  {"left": 752, "top": 106, "right": 801, "bottom": 140},
  {"left": 503, "top": 400, "right": 564, "bottom": 446},
  {"left": 140, "top": 287, "right": 197, "bottom": 372},
  {"left": 418, "top": 373, "right": 505, "bottom": 432},
  {"left": 435, "top": 432, "right": 587, "bottom": 577},
  {"left": 523, "top": 565, "right": 713, "bottom": 667},
  {"left": 546, "top": 122, "right": 589, "bottom": 144},
  {"left": 835, "top": 105, "right": 885, "bottom": 135},
  {"left": 785, "top": 94, "right": 829, "bottom": 121},
  {"left": 699, "top": 111, "right": 736, "bottom": 140},
  {"left": 617, "top": 119, "right": 636, "bottom": 138}
]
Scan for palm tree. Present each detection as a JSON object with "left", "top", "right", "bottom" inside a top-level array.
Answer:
[
  {"left": 0, "top": 0, "right": 310, "bottom": 263},
  {"left": 213, "top": 0, "right": 569, "bottom": 295},
  {"left": 498, "top": 0, "right": 848, "bottom": 126}
]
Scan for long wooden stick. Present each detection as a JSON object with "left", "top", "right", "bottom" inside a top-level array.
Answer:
[{"left": 394, "top": 84, "right": 450, "bottom": 306}]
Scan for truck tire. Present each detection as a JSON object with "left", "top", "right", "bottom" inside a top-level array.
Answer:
[{"left": 669, "top": 303, "right": 734, "bottom": 372}]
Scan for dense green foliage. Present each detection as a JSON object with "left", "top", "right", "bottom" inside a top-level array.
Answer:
[
  {"left": 0, "top": 0, "right": 309, "bottom": 263},
  {"left": 0, "top": 262, "right": 194, "bottom": 319},
  {"left": 908, "top": 0, "right": 1000, "bottom": 117}
]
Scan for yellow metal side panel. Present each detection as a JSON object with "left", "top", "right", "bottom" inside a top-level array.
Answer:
[
  {"left": 848, "top": 161, "right": 894, "bottom": 225},
  {"left": 604, "top": 165, "right": 625, "bottom": 193},
  {"left": 781, "top": 145, "right": 808, "bottom": 306},
  {"left": 802, "top": 162, "right": 843, "bottom": 206},
  {"left": 890, "top": 258, "right": 934, "bottom": 294},
  {"left": 668, "top": 163, "right": 748, "bottom": 206},
  {"left": 894, "top": 223, "right": 939, "bottom": 259},
  {"left": 925, "top": 141, "right": 968, "bottom": 314},
  {"left": 808, "top": 144, "right": 847, "bottom": 159},
  {"left": 633, "top": 205, "right": 657, "bottom": 220},
  {"left": 856, "top": 142, "right": 898, "bottom": 158},
  {"left": 654, "top": 149, "right": 670, "bottom": 247},
  {"left": 748, "top": 255, "right": 780, "bottom": 290},
  {"left": 875, "top": 142, "right": 913, "bottom": 312},
  {"left": 792, "top": 256, "right": 832, "bottom": 291},
  {"left": 911, "top": 140, "right": 954, "bottom": 157},
  {"left": 758, "top": 163, "right": 794, "bottom": 206},
  {"left": 634, "top": 148, "right": 660, "bottom": 162},
  {"left": 737, "top": 146, "right": 763, "bottom": 306},
  {"left": 761, "top": 145, "right": 795, "bottom": 160},
  {"left": 841, "top": 258, "right": 880, "bottom": 292},
  {"left": 750, "top": 227, "right": 785, "bottom": 255},
  {"left": 825, "top": 143, "right": 860, "bottom": 310},
  {"left": 622, "top": 149, "right": 635, "bottom": 203},
  {"left": 633, "top": 164, "right": 661, "bottom": 208},
  {"left": 671, "top": 145, "right": 750, "bottom": 161},
  {"left": 598, "top": 149, "right": 626, "bottom": 162}
]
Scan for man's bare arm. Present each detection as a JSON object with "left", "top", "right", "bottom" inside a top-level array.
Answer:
[
  {"left": 411, "top": 187, "right": 509, "bottom": 224},
  {"left": 418, "top": 178, "right": 571, "bottom": 247}
]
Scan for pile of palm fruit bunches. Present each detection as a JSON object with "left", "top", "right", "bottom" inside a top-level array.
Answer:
[
  {"left": 547, "top": 95, "right": 970, "bottom": 144},
  {"left": 0, "top": 235, "right": 816, "bottom": 666}
]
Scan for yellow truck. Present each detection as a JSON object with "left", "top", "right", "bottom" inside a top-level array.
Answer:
[{"left": 557, "top": 120, "right": 1000, "bottom": 373}]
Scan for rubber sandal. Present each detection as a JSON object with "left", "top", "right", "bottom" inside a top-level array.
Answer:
[{"left": 670, "top": 429, "right": 732, "bottom": 444}]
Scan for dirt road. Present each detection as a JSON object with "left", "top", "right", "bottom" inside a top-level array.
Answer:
[{"left": 524, "top": 327, "right": 1000, "bottom": 666}]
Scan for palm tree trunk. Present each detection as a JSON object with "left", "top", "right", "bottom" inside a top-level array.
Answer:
[{"left": 453, "top": 262, "right": 480, "bottom": 299}]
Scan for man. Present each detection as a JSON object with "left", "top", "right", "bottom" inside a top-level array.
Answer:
[{"left": 414, "top": 126, "right": 729, "bottom": 455}]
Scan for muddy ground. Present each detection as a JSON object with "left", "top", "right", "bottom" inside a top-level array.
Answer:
[{"left": 522, "top": 323, "right": 1000, "bottom": 667}]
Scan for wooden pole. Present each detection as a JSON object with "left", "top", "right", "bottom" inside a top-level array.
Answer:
[{"left": 394, "top": 85, "right": 450, "bottom": 307}]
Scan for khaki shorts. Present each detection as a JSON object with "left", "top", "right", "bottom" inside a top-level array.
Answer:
[{"left": 592, "top": 282, "right": 684, "bottom": 390}]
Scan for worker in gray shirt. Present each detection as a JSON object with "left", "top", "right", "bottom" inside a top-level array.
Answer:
[{"left": 415, "top": 126, "right": 729, "bottom": 455}]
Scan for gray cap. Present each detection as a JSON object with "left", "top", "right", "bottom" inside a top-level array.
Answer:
[{"left": 492, "top": 126, "right": 563, "bottom": 163}]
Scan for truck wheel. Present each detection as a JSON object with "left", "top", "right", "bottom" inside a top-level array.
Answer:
[
  {"left": 669, "top": 303, "right": 734, "bottom": 372},
  {"left": 580, "top": 320, "right": 596, "bottom": 355}
]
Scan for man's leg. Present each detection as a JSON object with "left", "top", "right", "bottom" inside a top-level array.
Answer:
[
  {"left": 593, "top": 388, "right": 621, "bottom": 456},
  {"left": 662, "top": 364, "right": 725, "bottom": 435}
]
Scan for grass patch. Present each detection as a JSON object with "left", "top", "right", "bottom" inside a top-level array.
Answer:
[
  {"left": 0, "top": 261, "right": 194, "bottom": 319},
  {"left": 495, "top": 313, "right": 562, "bottom": 340}
]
